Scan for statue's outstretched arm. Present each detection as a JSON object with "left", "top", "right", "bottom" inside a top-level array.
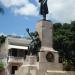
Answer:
[{"left": 26, "top": 28, "right": 34, "bottom": 40}]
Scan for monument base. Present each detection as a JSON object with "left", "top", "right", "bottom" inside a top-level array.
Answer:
[
  {"left": 14, "top": 20, "right": 75, "bottom": 75},
  {"left": 15, "top": 55, "right": 38, "bottom": 75}
]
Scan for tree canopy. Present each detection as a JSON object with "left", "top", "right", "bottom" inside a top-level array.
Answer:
[
  {"left": 53, "top": 21, "right": 75, "bottom": 70},
  {"left": 0, "top": 35, "right": 6, "bottom": 46},
  {"left": 0, "top": 60, "right": 4, "bottom": 71}
]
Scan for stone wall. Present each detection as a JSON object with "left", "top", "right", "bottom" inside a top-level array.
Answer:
[
  {"left": 46, "top": 71, "right": 75, "bottom": 75},
  {"left": 67, "top": 71, "right": 75, "bottom": 75},
  {"left": 0, "top": 69, "right": 7, "bottom": 75}
]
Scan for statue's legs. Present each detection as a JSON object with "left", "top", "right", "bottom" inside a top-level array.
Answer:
[{"left": 43, "top": 14, "right": 46, "bottom": 20}]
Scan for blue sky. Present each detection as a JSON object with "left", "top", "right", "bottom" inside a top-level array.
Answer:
[
  {"left": 0, "top": 0, "right": 75, "bottom": 36},
  {"left": 0, "top": 7, "right": 40, "bottom": 36},
  {"left": 0, "top": 0, "right": 40, "bottom": 36}
]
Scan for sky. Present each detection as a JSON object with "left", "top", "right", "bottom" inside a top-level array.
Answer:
[{"left": 0, "top": 0, "right": 75, "bottom": 36}]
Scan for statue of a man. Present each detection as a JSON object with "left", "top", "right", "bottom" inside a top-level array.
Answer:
[
  {"left": 26, "top": 28, "right": 41, "bottom": 55},
  {"left": 39, "top": 0, "right": 48, "bottom": 20}
]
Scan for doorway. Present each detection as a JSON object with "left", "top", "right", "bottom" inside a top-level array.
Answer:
[{"left": 11, "top": 66, "right": 18, "bottom": 75}]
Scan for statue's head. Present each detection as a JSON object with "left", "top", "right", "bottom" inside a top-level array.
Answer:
[{"left": 34, "top": 31, "right": 39, "bottom": 37}]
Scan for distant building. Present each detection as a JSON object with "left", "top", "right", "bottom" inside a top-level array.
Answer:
[{"left": 0, "top": 35, "right": 31, "bottom": 75}]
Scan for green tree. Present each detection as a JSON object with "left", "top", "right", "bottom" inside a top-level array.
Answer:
[
  {"left": 53, "top": 21, "right": 75, "bottom": 70},
  {"left": 0, "top": 60, "right": 4, "bottom": 71},
  {"left": 0, "top": 35, "right": 6, "bottom": 46}
]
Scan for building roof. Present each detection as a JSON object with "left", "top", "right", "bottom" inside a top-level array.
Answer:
[{"left": 6, "top": 36, "right": 31, "bottom": 47}]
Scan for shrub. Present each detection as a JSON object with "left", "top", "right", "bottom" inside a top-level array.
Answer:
[{"left": 0, "top": 60, "right": 4, "bottom": 71}]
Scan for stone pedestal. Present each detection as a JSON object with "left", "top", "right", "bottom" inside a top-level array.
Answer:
[
  {"left": 36, "top": 20, "right": 63, "bottom": 75},
  {"left": 15, "top": 55, "right": 38, "bottom": 75},
  {"left": 25, "top": 55, "right": 37, "bottom": 65},
  {"left": 39, "top": 47, "right": 59, "bottom": 63},
  {"left": 36, "top": 20, "right": 59, "bottom": 63},
  {"left": 36, "top": 20, "right": 53, "bottom": 48}
]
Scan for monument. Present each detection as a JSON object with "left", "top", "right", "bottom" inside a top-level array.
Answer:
[
  {"left": 26, "top": 28, "right": 41, "bottom": 55},
  {"left": 14, "top": 0, "right": 75, "bottom": 75},
  {"left": 36, "top": 1, "right": 63, "bottom": 75}
]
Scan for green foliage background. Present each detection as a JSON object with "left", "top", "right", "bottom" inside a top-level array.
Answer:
[
  {"left": 0, "top": 35, "right": 6, "bottom": 46},
  {"left": 0, "top": 60, "right": 4, "bottom": 71},
  {"left": 53, "top": 21, "right": 75, "bottom": 70}
]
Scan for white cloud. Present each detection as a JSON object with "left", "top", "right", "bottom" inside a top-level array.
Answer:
[
  {"left": 0, "top": 0, "right": 38, "bottom": 16},
  {"left": 14, "top": 4, "right": 38, "bottom": 16},
  {"left": 1, "top": 0, "right": 75, "bottom": 23},
  {"left": 48, "top": 0, "right": 75, "bottom": 23},
  {"left": 0, "top": 0, "right": 29, "bottom": 7}
]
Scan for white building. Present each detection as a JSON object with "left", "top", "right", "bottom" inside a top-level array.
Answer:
[{"left": 0, "top": 35, "right": 31, "bottom": 75}]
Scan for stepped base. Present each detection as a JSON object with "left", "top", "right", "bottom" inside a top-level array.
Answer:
[
  {"left": 15, "top": 65, "right": 38, "bottom": 75},
  {"left": 15, "top": 55, "right": 38, "bottom": 75},
  {"left": 39, "top": 62, "right": 63, "bottom": 70},
  {"left": 46, "top": 70, "right": 66, "bottom": 75}
]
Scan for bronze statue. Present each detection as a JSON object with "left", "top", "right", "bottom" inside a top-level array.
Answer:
[
  {"left": 39, "top": 0, "right": 48, "bottom": 20},
  {"left": 26, "top": 28, "right": 41, "bottom": 55}
]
